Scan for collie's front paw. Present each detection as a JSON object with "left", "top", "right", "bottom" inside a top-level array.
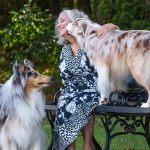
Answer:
[
  {"left": 99, "top": 98, "right": 108, "bottom": 105},
  {"left": 141, "top": 103, "right": 150, "bottom": 108}
]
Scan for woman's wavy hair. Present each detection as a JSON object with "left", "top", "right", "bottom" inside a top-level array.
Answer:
[{"left": 55, "top": 9, "right": 89, "bottom": 45}]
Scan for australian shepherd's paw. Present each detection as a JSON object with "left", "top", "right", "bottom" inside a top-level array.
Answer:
[
  {"left": 141, "top": 103, "right": 150, "bottom": 108},
  {"left": 99, "top": 98, "right": 109, "bottom": 105}
]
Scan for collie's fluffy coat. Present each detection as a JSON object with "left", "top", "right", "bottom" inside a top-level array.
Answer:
[
  {"left": 66, "top": 18, "right": 150, "bottom": 107},
  {"left": 0, "top": 59, "right": 52, "bottom": 150}
]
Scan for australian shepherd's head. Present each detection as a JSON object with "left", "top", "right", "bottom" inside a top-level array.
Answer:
[{"left": 66, "top": 18, "right": 100, "bottom": 49}]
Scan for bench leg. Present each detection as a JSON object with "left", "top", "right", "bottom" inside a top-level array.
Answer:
[
  {"left": 145, "top": 117, "right": 150, "bottom": 147},
  {"left": 93, "top": 136, "right": 102, "bottom": 150},
  {"left": 46, "top": 110, "right": 55, "bottom": 150},
  {"left": 101, "top": 115, "right": 111, "bottom": 150}
]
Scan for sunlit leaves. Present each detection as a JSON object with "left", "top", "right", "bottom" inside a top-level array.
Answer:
[{"left": 0, "top": 1, "right": 61, "bottom": 82}]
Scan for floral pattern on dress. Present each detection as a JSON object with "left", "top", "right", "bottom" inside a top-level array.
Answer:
[{"left": 52, "top": 43, "right": 100, "bottom": 150}]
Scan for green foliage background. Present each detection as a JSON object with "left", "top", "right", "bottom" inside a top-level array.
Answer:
[
  {"left": 0, "top": 0, "right": 150, "bottom": 94},
  {"left": 97, "top": 0, "right": 150, "bottom": 30},
  {"left": 0, "top": 1, "right": 61, "bottom": 83}
]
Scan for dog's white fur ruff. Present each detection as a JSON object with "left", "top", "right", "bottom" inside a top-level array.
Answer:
[
  {"left": 0, "top": 59, "right": 51, "bottom": 150},
  {"left": 66, "top": 18, "right": 150, "bottom": 107}
]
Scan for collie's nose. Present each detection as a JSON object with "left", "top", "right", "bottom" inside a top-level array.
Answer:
[
  {"left": 50, "top": 76, "right": 54, "bottom": 82},
  {"left": 48, "top": 76, "right": 54, "bottom": 85}
]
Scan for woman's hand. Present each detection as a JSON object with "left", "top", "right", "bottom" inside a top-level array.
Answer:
[{"left": 96, "top": 23, "right": 119, "bottom": 37}]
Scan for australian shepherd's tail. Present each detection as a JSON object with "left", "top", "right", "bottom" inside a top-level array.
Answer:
[{"left": 0, "top": 59, "right": 52, "bottom": 150}]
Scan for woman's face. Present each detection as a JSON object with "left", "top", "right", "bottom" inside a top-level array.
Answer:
[{"left": 56, "top": 13, "right": 72, "bottom": 36}]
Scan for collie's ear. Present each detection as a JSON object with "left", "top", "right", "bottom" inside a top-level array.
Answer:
[
  {"left": 13, "top": 61, "right": 26, "bottom": 74},
  {"left": 12, "top": 61, "right": 26, "bottom": 85},
  {"left": 13, "top": 61, "right": 19, "bottom": 74},
  {"left": 24, "top": 59, "right": 34, "bottom": 69}
]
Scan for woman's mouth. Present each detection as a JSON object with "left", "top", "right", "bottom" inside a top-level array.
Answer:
[{"left": 59, "top": 27, "right": 65, "bottom": 31}]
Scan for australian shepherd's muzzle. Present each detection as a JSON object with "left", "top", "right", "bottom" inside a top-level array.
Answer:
[
  {"left": 0, "top": 59, "right": 52, "bottom": 150},
  {"left": 66, "top": 18, "right": 150, "bottom": 107}
]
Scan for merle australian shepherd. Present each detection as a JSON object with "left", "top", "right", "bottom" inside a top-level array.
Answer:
[
  {"left": 0, "top": 59, "right": 52, "bottom": 150},
  {"left": 66, "top": 18, "right": 150, "bottom": 107}
]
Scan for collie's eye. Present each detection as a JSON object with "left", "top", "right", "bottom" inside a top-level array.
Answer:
[
  {"left": 27, "top": 71, "right": 40, "bottom": 78},
  {"left": 32, "top": 72, "right": 40, "bottom": 78}
]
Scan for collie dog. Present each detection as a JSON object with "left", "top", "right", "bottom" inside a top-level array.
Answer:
[
  {"left": 0, "top": 59, "right": 52, "bottom": 150},
  {"left": 66, "top": 18, "right": 150, "bottom": 107}
]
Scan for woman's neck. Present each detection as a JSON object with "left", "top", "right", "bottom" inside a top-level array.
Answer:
[
  {"left": 71, "top": 42, "right": 79, "bottom": 56},
  {"left": 65, "top": 35, "right": 79, "bottom": 56}
]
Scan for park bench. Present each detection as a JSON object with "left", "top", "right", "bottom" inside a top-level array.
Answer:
[{"left": 46, "top": 87, "right": 150, "bottom": 150}]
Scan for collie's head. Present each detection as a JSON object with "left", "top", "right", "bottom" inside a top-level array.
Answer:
[
  {"left": 0, "top": 59, "right": 52, "bottom": 119},
  {"left": 66, "top": 18, "right": 100, "bottom": 49},
  {"left": 12, "top": 59, "right": 52, "bottom": 91}
]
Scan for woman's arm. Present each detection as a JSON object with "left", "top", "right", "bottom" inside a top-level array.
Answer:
[{"left": 96, "top": 23, "right": 119, "bottom": 36}]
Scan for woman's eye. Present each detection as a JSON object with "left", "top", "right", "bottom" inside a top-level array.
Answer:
[{"left": 61, "top": 20, "right": 65, "bottom": 23}]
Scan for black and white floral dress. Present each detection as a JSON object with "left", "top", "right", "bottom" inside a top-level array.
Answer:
[{"left": 52, "top": 43, "right": 100, "bottom": 150}]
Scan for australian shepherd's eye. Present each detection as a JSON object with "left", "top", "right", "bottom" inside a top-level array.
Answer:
[
  {"left": 28, "top": 71, "right": 40, "bottom": 78},
  {"left": 73, "top": 21, "right": 78, "bottom": 26}
]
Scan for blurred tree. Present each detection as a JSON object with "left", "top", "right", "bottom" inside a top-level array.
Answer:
[
  {"left": 98, "top": 0, "right": 150, "bottom": 29},
  {"left": 0, "top": 0, "right": 150, "bottom": 94},
  {"left": 0, "top": 1, "right": 61, "bottom": 83},
  {"left": 0, "top": 0, "right": 27, "bottom": 28}
]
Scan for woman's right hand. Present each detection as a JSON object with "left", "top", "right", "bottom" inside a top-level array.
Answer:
[{"left": 96, "top": 23, "right": 119, "bottom": 37}]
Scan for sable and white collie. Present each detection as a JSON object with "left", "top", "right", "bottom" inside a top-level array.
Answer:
[
  {"left": 0, "top": 59, "right": 52, "bottom": 150},
  {"left": 66, "top": 18, "right": 150, "bottom": 107}
]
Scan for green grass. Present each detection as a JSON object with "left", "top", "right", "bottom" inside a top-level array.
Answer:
[{"left": 43, "top": 117, "right": 150, "bottom": 150}]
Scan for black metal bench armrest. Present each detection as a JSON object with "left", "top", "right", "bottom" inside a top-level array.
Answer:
[
  {"left": 95, "top": 105, "right": 150, "bottom": 116},
  {"left": 46, "top": 89, "right": 61, "bottom": 106}
]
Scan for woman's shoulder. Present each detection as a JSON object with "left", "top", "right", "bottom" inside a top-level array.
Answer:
[
  {"left": 59, "top": 43, "right": 71, "bottom": 61},
  {"left": 62, "top": 43, "right": 71, "bottom": 53}
]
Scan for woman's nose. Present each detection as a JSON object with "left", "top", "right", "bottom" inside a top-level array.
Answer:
[{"left": 56, "top": 21, "right": 61, "bottom": 28}]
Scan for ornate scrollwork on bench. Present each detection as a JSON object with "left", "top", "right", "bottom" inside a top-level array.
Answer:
[
  {"left": 94, "top": 87, "right": 150, "bottom": 150},
  {"left": 97, "top": 111, "right": 150, "bottom": 150}
]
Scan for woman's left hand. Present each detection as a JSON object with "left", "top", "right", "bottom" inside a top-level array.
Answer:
[{"left": 96, "top": 23, "right": 119, "bottom": 37}]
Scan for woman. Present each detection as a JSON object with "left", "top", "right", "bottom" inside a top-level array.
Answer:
[{"left": 52, "top": 9, "right": 119, "bottom": 150}]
